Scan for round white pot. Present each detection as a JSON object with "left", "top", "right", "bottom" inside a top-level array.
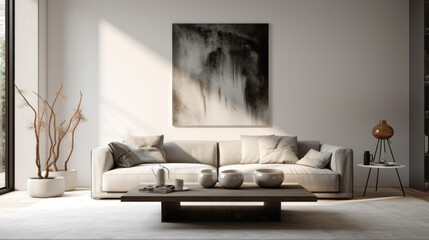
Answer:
[
  {"left": 27, "top": 177, "right": 65, "bottom": 198},
  {"left": 198, "top": 169, "right": 217, "bottom": 188},
  {"left": 43, "top": 170, "right": 77, "bottom": 191},
  {"left": 219, "top": 170, "right": 244, "bottom": 189},
  {"left": 253, "top": 168, "right": 284, "bottom": 188}
]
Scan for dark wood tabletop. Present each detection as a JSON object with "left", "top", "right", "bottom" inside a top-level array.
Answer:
[{"left": 121, "top": 183, "right": 317, "bottom": 202}]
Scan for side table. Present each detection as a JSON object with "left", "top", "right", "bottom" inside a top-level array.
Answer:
[{"left": 357, "top": 164, "right": 406, "bottom": 196}]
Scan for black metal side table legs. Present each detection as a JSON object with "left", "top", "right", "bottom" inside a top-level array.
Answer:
[
  {"left": 363, "top": 167, "right": 405, "bottom": 197},
  {"left": 363, "top": 168, "right": 372, "bottom": 197},
  {"left": 362, "top": 139, "right": 405, "bottom": 197},
  {"left": 395, "top": 168, "right": 405, "bottom": 196}
]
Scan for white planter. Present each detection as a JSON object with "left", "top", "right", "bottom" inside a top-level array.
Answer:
[
  {"left": 27, "top": 177, "right": 65, "bottom": 198},
  {"left": 253, "top": 168, "right": 284, "bottom": 188},
  {"left": 219, "top": 170, "right": 244, "bottom": 189},
  {"left": 43, "top": 170, "right": 77, "bottom": 191},
  {"left": 198, "top": 169, "right": 217, "bottom": 188}
]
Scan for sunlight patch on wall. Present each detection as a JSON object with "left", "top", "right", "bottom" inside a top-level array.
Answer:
[{"left": 98, "top": 19, "right": 170, "bottom": 145}]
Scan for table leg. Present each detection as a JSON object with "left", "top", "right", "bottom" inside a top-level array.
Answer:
[
  {"left": 386, "top": 140, "right": 396, "bottom": 163},
  {"left": 264, "top": 201, "right": 281, "bottom": 221},
  {"left": 161, "top": 201, "right": 180, "bottom": 222},
  {"left": 373, "top": 139, "right": 380, "bottom": 162},
  {"left": 375, "top": 169, "right": 380, "bottom": 192},
  {"left": 363, "top": 168, "right": 372, "bottom": 197},
  {"left": 395, "top": 168, "right": 405, "bottom": 196},
  {"left": 160, "top": 201, "right": 282, "bottom": 222}
]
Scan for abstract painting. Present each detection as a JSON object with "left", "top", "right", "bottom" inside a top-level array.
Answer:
[{"left": 173, "top": 24, "right": 269, "bottom": 126}]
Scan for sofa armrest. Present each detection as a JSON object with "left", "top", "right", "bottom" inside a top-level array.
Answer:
[
  {"left": 91, "top": 147, "right": 114, "bottom": 199},
  {"left": 320, "top": 144, "right": 354, "bottom": 199}
]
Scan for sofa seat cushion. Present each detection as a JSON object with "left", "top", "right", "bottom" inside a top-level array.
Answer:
[
  {"left": 219, "top": 164, "right": 339, "bottom": 192},
  {"left": 103, "top": 163, "right": 216, "bottom": 192}
]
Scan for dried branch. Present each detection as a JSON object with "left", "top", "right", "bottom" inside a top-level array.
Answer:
[
  {"left": 64, "top": 92, "right": 85, "bottom": 171},
  {"left": 17, "top": 84, "right": 85, "bottom": 178},
  {"left": 15, "top": 85, "right": 43, "bottom": 179},
  {"left": 48, "top": 85, "right": 63, "bottom": 172}
]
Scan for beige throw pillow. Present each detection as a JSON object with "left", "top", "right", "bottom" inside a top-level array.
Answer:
[
  {"left": 125, "top": 135, "right": 166, "bottom": 163},
  {"left": 259, "top": 136, "right": 299, "bottom": 164},
  {"left": 296, "top": 149, "right": 332, "bottom": 169},
  {"left": 240, "top": 135, "right": 274, "bottom": 164}
]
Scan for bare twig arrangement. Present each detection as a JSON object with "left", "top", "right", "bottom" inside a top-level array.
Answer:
[{"left": 15, "top": 84, "right": 86, "bottom": 179}]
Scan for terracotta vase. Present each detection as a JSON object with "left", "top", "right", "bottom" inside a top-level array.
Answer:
[{"left": 372, "top": 120, "right": 394, "bottom": 139}]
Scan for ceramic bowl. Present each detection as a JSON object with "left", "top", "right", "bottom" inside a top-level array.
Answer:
[
  {"left": 253, "top": 169, "right": 284, "bottom": 188},
  {"left": 219, "top": 170, "right": 244, "bottom": 189},
  {"left": 198, "top": 169, "right": 217, "bottom": 188}
]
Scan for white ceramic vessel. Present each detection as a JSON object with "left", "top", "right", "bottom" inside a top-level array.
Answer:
[
  {"left": 42, "top": 169, "right": 77, "bottom": 191},
  {"left": 253, "top": 169, "right": 284, "bottom": 188},
  {"left": 219, "top": 170, "right": 244, "bottom": 189},
  {"left": 47, "top": 170, "right": 77, "bottom": 191},
  {"left": 27, "top": 177, "right": 65, "bottom": 198},
  {"left": 198, "top": 169, "right": 217, "bottom": 188}
]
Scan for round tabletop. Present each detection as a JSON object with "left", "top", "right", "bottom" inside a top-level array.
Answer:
[{"left": 357, "top": 163, "right": 406, "bottom": 169}]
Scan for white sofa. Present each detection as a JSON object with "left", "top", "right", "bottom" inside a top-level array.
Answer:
[{"left": 91, "top": 140, "right": 353, "bottom": 199}]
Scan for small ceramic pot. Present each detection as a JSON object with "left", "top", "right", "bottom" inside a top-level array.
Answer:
[
  {"left": 253, "top": 169, "right": 284, "bottom": 188},
  {"left": 372, "top": 120, "right": 394, "bottom": 139},
  {"left": 47, "top": 170, "right": 77, "bottom": 191},
  {"left": 198, "top": 169, "right": 217, "bottom": 188},
  {"left": 27, "top": 177, "right": 65, "bottom": 198},
  {"left": 219, "top": 170, "right": 244, "bottom": 189}
]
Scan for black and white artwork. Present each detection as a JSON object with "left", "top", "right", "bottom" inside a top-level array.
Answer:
[{"left": 173, "top": 24, "right": 269, "bottom": 126}]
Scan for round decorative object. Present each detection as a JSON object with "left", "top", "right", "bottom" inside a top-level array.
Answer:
[
  {"left": 46, "top": 169, "right": 77, "bottom": 191},
  {"left": 27, "top": 177, "right": 65, "bottom": 198},
  {"left": 218, "top": 170, "right": 244, "bottom": 189},
  {"left": 198, "top": 169, "right": 217, "bottom": 188},
  {"left": 253, "top": 169, "right": 284, "bottom": 188},
  {"left": 372, "top": 120, "right": 394, "bottom": 139}
]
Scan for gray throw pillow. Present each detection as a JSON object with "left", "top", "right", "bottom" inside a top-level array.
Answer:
[
  {"left": 259, "top": 136, "right": 299, "bottom": 164},
  {"left": 108, "top": 142, "right": 145, "bottom": 168},
  {"left": 125, "top": 135, "right": 166, "bottom": 163},
  {"left": 240, "top": 135, "right": 274, "bottom": 164},
  {"left": 296, "top": 149, "right": 332, "bottom": 169}
]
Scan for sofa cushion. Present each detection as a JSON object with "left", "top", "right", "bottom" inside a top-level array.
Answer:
[
  {"left": 259, "top": 136, "right": 299, "bottom": 164},
  {"left": 103, "top": 163, "right": 216, "bottom": 192},
  {"left": 240, "top": 135, "right": 274, "bottom": 164},
  {"left": 219, "top": 140, "right": 321, "bottom": 166},
  {"left": 108, "top": 142, "right": 163, "bottom": 168},
  {"left": 219, "top": 141, "right": 242, "bottom": 166},
  {"left": 297, "top": 149, "right": 332, "bottom": 169},
  {"left": 219, "top": 164, "right": 339, "bottom": 192},
  {"left": 125, "top": 135, "right": 166, "bottom": 163},
  {"left": 163, "top": 141, "right": 217, "bottom": 166}
]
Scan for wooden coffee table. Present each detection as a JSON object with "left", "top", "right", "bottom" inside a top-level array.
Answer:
[{"left": 121, "top": 184, "right": 317, "bottom": 222}]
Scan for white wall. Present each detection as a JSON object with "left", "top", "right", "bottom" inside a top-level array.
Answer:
[
  {"left": 15, "top": 0, "right": 40, "bottom": 190},
  {"left": 45, "top": 0, "right": 409, "bottom": 187}
]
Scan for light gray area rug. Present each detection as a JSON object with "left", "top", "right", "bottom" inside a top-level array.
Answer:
[{"left": 0, "top": 190, "right": 428, "bottom": 240}]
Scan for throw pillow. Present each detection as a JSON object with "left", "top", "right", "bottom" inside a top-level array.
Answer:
[
  {"left": 108, "top": 142, "right": 146, "bottom": 168},
  {"left": 240, "top": 135, "right": 274, "bottom": 164},
  {"left": 259, "top": 136, "right": 299, "bottom": 164},
  {"left": 125, "top": 135, "right": 166, "bottom": 163},
  {"left": 296, "top": 149, "right": 332, "bottom": 169}
]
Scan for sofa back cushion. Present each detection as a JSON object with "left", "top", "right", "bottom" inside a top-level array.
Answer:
[
  {"left": 219, "top": 141, "right": 242, "bottom": 166},
  {"left": 164, "top": 141, "right": 218, "bottom": 166},
  {"left": 219, "top": 140, "right": 320, "bottom": 166}
]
